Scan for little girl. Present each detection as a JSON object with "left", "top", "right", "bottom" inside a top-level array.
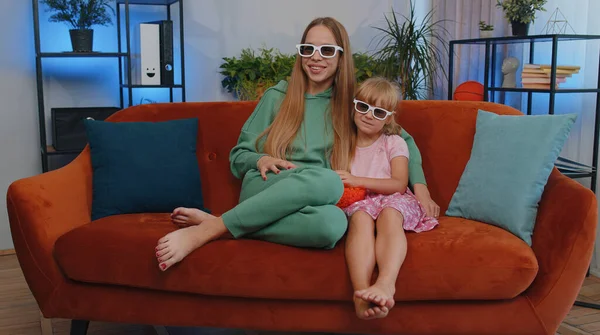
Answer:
[{"left": 336, "top": 77, "right": 438, "bottom": 320}]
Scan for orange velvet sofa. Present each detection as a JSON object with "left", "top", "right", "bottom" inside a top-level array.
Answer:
[{"left": 7, "top": 100, "right": 598, "bottom": 335}]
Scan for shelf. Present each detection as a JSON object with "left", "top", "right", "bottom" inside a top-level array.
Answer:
[
  {"left": 451, "top": 34, "right": 600, "bottom": 45},
  {"left": 560, "top": 172, "right": 595, "bottom": 179},
  {"left": 448, "top": 33, "right": 600, "bottom": 189},
  {"left": 122, "top": 84, "right": 183, "bottom": 88},
  {"left": 32, "top": 0, "right": 186, "bottom": 172},
  {"left": 38, "top": 52, "right": 127, "bottom": 58},
  {"left": 45, "top": 146, "right": 82, "bottom": 155},
  {"left": 488, "top": 87, "right": 600, "bottom": 93},
  {"left": 555, "top": 157, "right": 595, "bottom": 179},
  {"left": 116, "top": 0, "right": 180, "bottom": 5}
]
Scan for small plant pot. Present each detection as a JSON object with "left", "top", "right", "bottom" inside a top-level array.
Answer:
[
  {"left": 511, "top": 22, "right": 530, "bottom": 36},
  {"left": 69, "top": 29, "right": 93, "bottom": 52},
  {"left": 480, "top": 30, "right": 494, "bottom": 38}
]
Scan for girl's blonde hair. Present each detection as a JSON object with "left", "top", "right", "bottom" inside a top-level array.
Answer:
[
  {"left": 350, "top": 77, "right": 402, "bottom": 164},
  {"left": 256, "top": 17, "right": 356, "bottom": 171}
]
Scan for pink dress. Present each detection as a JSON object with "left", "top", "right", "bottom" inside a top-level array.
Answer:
[{"left": 343, "top": 134, "right": 438, "bottom": 233}]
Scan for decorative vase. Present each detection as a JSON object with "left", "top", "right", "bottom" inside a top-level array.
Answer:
[
  {"left": 480, "top": 30, "right": 493, "bottom": 38},
  {"left": 69, "top": 29, "right": 93, "bottom": 52},
  {"left": 511, "top": 21, "right": 530, "bottom": 36}
]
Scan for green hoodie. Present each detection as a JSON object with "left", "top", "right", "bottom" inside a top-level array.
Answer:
[{"left": 229, "top": 80, "right": 427, "bottom": 186}]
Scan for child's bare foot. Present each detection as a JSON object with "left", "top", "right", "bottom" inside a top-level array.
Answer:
[
  {"left": 353, "top": 296, "right": 389, "bottom": 320},
  {"left": 155, "top": 217, "right": 227, "bottom": 271},
  {"left": 171, "top": 207, "right": 215, "bottom": 228},
  {"left": 355, "top": 281, "right": 396, "bottom": 309}
]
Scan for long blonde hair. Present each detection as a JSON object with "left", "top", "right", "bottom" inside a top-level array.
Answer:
[
  {"left": 350, "top": 77, "right": 402, "bottom": 162},
  {"left": 255, "top": 17, "right": 356, "bottom": 170}
]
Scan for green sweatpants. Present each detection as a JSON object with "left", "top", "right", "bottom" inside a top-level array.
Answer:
[{"left": 221, "top": 166, "right": 348, "bottom": 249}]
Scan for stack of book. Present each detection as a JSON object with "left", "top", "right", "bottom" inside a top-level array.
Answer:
[{"left": 521, "top": 64, "right": 580, "bottom": 89}]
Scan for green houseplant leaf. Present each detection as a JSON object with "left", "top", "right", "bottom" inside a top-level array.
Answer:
[
  {"left": 353, "top": 52, "right": 379, "bottom": 84},
  {"left": 370, "top": 0, "right": 450, "bottom": 100},
  {"left": 41, "top": 0, "right": 115, "bottom": 30},
  {"left": 219, "top": 47, "right": 296, "bottom": 100},
  {"left": 496, "top": 0, "right": 548, "bottom": 24}
]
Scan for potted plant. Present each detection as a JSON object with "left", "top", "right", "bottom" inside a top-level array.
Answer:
[
  {"left": 369, "top": 0, "right": 450, "bottom": 100},
  {"left": 479, "top": 21, "right": 494, "bottom": 38},
  {"left": 496, "top": 0, "right": 547, "bottom": 36},
  {"left": 40, "top": 0, "right": 115, "bottom": 52},
  {"left": 219, "top": 47, "right": 296, "bottom": 101},
  {"left": 353, "top": 52, "right": 380, "bottom": 85}
]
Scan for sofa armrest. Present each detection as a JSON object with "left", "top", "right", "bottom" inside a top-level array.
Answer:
[
  {"left": 6, "top": 150, "right": 92, "bottom": 313},
  {"left": 525, "top": 169, "right": 597, "bottom": 330}
]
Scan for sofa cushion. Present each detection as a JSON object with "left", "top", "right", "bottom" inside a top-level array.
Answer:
[
  {"left": 446, "top": 110, "right": 577, "bottom": 246},
  {"left": 84, "top": 118, "right": 209, "bottom": 221},
  {"left": 54, "top": 214, "right": 538, "bottom": 302}
]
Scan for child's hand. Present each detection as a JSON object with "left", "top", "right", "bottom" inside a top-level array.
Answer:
[
  {"left": 414, "top": 183, "right": 440, "bottom": 218},
  {"left": 336, "top": 170, "right": 361, "bottom": 187}
]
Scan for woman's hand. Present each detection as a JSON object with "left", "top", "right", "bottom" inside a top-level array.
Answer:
[
  {"left": 413, "top": 183, "right": 440, "bottom": 218},
  {"left": 336, "top": 170, "right": 361, "bottom": 188},
  {"left": 257, "top": 156, "right": 297, "bottom": 180}
]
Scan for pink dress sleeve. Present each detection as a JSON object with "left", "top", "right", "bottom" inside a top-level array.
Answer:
[{"left": 386, "top": 135, "right": 409, "bottom": 161}]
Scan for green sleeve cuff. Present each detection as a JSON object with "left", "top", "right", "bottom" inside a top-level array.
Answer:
[{"left": 231, "top": 151, "right": 267, "bottom": 179}]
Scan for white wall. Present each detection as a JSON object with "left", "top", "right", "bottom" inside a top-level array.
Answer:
[
  {"left": 521, "top": 0, "right": 600, "bottom": 273},
  {"left": 0, "top": 0, "right": 414, "bottom": 250},
  {"left": 0, "top": 1, "right": 40, "bottom": 250},
  {"left": 184, "top": 0, "right": 410, "bottom": 102}
]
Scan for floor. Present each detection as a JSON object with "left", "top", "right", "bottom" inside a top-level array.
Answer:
[
  {"left": 2, "top": 253, "right": 600, "bottom": 335},
  {"left": 0, "top": 253, "right": 157, "bottom": 335}
]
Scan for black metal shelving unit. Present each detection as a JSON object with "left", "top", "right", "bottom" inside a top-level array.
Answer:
[
  {"left": 32, "top": 0, "right": 186, "bottom": 172},
  {"left": 116, "top": 0, "right": 186, "bottom": 107},
  {"left": 448, "top": 34, "right": 600, "bottom": 193},
  {"left": 449, "top": 34, "right": 600, "bottom": 311}
]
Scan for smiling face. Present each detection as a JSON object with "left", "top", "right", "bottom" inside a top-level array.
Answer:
[
  {"left": 301, "top": 25, "right": 341, "bottom": 95},
  {"left": 146, "top": 67, "right": 156, "bottom": 78}
]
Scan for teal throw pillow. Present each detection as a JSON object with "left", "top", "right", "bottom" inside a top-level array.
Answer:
[
  {"left": 445, "top": 110, "right": 576, "bottom": 245},
  {"left": 84, "top": 118, "right": 208, "bottom": 221}
]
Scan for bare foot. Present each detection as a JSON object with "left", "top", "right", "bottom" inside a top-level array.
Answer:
[
  {"left": 155, "top": 217, "right": 227, "bottom": 271},
  {"left": 170, "top": 207, "right": 215, "bottom": 228},
  {"left": 353, "top": 296, "right": 389, "bottom": 320},
  {"left": 355, "top": 281, "right": 396, "bottom": 309}
]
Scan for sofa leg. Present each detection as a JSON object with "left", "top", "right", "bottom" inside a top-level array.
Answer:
[{"left": 70, "top": 320, "right": 89, "bottom": 335}]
